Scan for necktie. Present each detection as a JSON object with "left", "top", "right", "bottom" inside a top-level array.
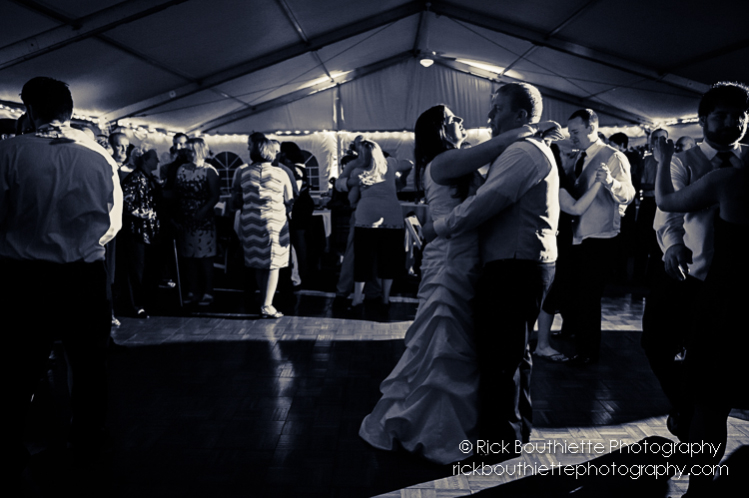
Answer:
[
  {"left": 715, "top": 151, "right": 734, "bottom": 169},
  {"left": 574, "top": 151, "right": 587, "bottom": 178}
]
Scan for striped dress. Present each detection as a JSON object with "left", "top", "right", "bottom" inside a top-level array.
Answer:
[{"left": 234, "top": 163, "right": 293, "bottom": 269}]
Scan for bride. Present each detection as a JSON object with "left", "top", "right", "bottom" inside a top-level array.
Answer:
[{"left": 359, "top": 104, "right": 561, "bottom": 464}]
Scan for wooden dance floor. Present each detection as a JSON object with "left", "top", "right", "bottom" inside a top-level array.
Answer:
[{"left": 23, "top": 292, "right": 748, "bottom": 497}]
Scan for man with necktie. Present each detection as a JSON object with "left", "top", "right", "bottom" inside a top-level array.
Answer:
[
  {"left": 563, "top": 109, "right": 635, "bottom": 365},
  {"left": 642, "top": 81, "right": 749, "bottom": 442}
]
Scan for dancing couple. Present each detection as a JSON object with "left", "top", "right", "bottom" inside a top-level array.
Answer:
[{"left": 359, "top": 82, "right": 610, "bottom": 464}]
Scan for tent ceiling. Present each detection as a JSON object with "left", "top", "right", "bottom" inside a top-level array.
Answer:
[{"left": 1, "top": 0, "right": 746, "bottom": 133}]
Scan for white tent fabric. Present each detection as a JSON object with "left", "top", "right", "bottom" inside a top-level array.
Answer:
[
  {"left": 1, "top": 0, "right": 746, "bottom": 185},
  {"left": 2, "top": 0, "right": 746, "bottom": 133}
]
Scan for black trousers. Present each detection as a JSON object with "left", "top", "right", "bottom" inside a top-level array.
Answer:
[
  {"left": 474, "top": 259, "right": 555, "bottom": 445},
  {"left": 117, "top": 231, "right": 153, "bottom": 314},
  {"left": 567, "top": 236, "right": 619, "bottom": 359},
  {"left": 641, "top": 262, "right": 704, "bottom": 417},
  {"left": 4, "top": 258, "right": 110, "bottom": 471}
]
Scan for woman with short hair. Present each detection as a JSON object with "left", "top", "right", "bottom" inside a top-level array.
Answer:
[
  {"left": 232, "top": 134, "right": 294, "bottom": 318},
  {"left": 175, "top": 137, "right": 220, "bottom": 306}
]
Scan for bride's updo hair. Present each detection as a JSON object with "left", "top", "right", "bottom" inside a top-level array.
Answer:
[{"left": 414, "top": 105, "right": 470, "bottom": 200}]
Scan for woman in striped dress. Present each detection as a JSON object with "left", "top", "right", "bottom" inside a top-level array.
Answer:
[{"left": 232, "top": 135, "right": 294, "bottom": 318}]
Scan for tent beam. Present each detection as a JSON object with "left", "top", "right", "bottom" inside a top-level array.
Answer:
[
  {"left": 435, "top": 58, "right": 652, "bottom": 126},
  {"left": 6, "top": 0, "right": 254, "bottom": 111},
  {"left": 104, "top": 2, "right": 423, "bottom": 122},
  {"left": 192, "top": 52, "right": 414, "bottom": 134},
  {"left": 1, "top": 0, "right": 189, "bottom": 71},
  {"left": 276, "top": 0, "right": 334, "bottom": 82},
  {"left": 502, "top": 0, "right": 602, "bottom": 75},
  {"left": 429, "top": 1, "right": 709, "bottom": 96},
  {"left": 412, "top": 9, "right": 429, "bottom": 53}
]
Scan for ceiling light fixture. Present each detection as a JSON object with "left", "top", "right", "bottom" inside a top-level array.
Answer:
[{"left": 419, "top": 58, "right": 434, "bottom": 68}]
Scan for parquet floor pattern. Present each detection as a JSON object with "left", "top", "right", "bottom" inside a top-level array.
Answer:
[{"left": 24, "top": 294, "right": 748, "bottom": 497}]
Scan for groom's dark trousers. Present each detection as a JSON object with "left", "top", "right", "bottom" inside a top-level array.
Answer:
[{"left": 474, "top": 259, "right": 555, "bottom": 446}]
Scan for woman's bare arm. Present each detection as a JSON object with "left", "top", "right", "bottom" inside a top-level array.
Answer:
[
  {"left": 430, "top": 125, "right": 540, "bottom": 185},
  {"left": 560, "top": 183, "right": 602, "bottom": 215}
]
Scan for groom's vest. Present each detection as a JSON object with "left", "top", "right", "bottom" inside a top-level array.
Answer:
[{"left": 479, "top": 138, "right": 559, "bottom": 264}]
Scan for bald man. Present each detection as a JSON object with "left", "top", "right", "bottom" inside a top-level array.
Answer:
[{"left": 675, "top": 136, "right": 696, "bottom": 153}]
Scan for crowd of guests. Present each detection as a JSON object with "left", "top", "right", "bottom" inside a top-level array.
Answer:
[
  {"left": 2, "top": 74, "right": 746, "bottom": 498},
  {"left": 15, "top": 125, "right": 321, "bottom": 323}
]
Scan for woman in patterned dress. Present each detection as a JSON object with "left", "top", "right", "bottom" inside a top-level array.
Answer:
[
  {"left": 175, "top": 138, "right": 220, "bottom": 306},
  {"left": 232, "top": 135, "right": 294, "bottom": 318},
  {"left": 119, "top": 144, "right": 161, "bottom": 316}
]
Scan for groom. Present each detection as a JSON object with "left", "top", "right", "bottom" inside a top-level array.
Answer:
[{"left": 434, "top": 83, "right": 559, "bottom": 448}]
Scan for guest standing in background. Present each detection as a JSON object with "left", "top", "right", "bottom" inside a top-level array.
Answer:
[
  {"left": 175, "top": 137, "right": 220, "bottom": 306},
  {"left": 119, "top": 145, "right": 161, "bottom": 317},
  {"left": 232, "top": 134, "right": 294, "bottom": 318},
  {"left": 345, "top": 137, "right": 410, "bottom": 309}
]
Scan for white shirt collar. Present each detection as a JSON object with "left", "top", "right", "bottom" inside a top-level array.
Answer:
[{"left": 698, "top": 139, "right": 742, "bottom": 161}]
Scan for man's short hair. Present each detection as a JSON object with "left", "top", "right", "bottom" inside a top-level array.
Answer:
[
  {"left": 173, "top": 132, "right": 188, "bottom": 142},
  {"left": 698, "top": 81, "right": 749, "bottom": 118},
  {"left": 495, "top": 83, "right": 543, "bottom": 123},
  {"left": 651, "top": 128, "right": 668, "bottom": 138},
  {"left": 609, "top": 132, "right": 628, "bottom": 149},
  {"left": 568, "top": 109, "right": 599, "bottom": 129},
  {"left": 20, "top": 77, "right": 74, "bottom": 123}
]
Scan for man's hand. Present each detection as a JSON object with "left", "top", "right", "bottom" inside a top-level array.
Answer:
[
  {"left": 664, "top": 244, "right": 692, "bottom": 281},
  {"left": 654, "top": 136, "right": 674, "bottom": 165},
  {"left": 535, "top": 121, "right": 564, "bottom": 142},
  {"left": 593, "top": 165, "right": 608, "bottom": 184},
  {"left": 598, "top": 163, "right": 614, "bottom": 186}
]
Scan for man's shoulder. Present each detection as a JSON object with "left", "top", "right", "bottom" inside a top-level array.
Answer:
[
  {"left": 597, "top": 142, "right": 626, "bottom": 161},
  {"left": 500, "top": 139, "right": 546, "bottom": 159},
  {"left": 0, "top": 133, "right": 38, "bottom": 150}
]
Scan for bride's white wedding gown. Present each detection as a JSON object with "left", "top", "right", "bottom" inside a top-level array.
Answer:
[{"left": 359, "top": 163, "right": 481, "bottom": 464}]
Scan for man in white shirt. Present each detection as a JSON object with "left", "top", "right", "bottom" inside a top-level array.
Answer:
[
  {"left": 564, "top": 109, "right": 635, "bottom": 365},
  {"left": 641, "top": 81, "right": 748, "bottom": 441},
  {"left": 1, "top": 77, "right": 122, "bottom": 475},
  {"left": 434, "top": 83, "right": 559, "bottom": 447}
]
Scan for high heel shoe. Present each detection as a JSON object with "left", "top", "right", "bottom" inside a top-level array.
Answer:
[{"left": 260, "top": 305, "right": 283, "bottom": 319}]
